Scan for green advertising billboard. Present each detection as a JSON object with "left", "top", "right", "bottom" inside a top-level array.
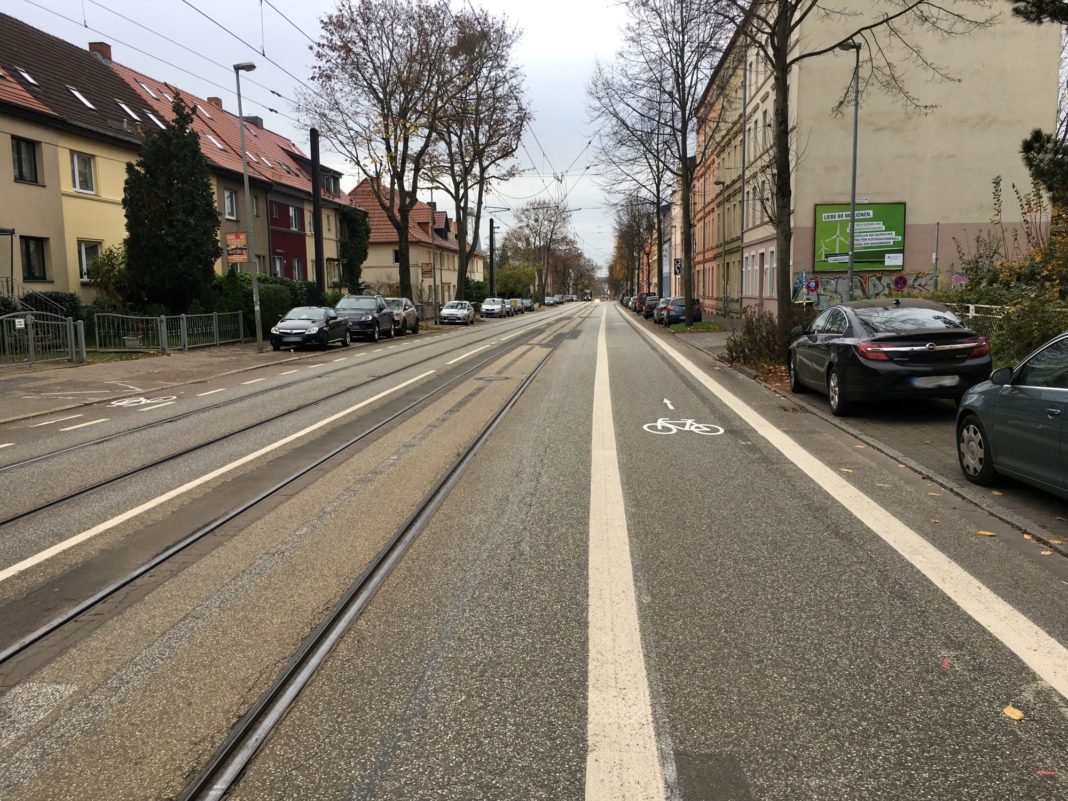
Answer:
[{"left": 813, "top": 202, "right": 905, "bottom": 272}]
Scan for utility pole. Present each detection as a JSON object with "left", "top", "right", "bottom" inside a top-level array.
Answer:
[
  {"left": 840, "top": 40, "right": 862, "bottom": 300},
  {"left": 234, "top": 62, "right": 263, "bottom": 352},
  {"left": 489, "top": 218, "right": 496, "bottom": 296},
  {"left": 310, "top": 128, "right": 325, "bottom": 295}
]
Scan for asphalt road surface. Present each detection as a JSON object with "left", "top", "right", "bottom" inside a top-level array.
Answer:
[{"left": 0, "top": 301, "right": 1065, "bottom": 801}]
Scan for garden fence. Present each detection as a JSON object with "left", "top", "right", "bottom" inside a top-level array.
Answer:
[
  {"left": 0, "top": 312, "right": 86, "bottom": 366},
  {"left": 94, "top": 311, "right": 244, "bottom": 352}
]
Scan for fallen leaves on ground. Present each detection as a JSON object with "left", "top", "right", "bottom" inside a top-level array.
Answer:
[
  {"left": 1024, "top": 534, "right": 1035, "bottom": 541},
  {"left": 757, "top": 364, "right": 790, "bottom": 391},
  {"left": 840, "top": 468, "right": 854, "bottom": 473},
  {"left": 1041, "top": 550, "right": 1053, "bottom": 556},
  {"left": 1003, "top": 705, "right": 1025, "bottom": 721},
  {"left": 976, "top": 530, "right": 997, "bottom": 537},
  {"left": 992, "top": 490, "right": 1004, "bottom": 496}
]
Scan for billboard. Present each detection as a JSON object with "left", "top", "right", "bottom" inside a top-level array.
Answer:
[
  {"left": 225, "top": 232, "right": 248, "bottom": 263},
  {"left": 813, "top": 202, "right": 905, "bottom": 272}
]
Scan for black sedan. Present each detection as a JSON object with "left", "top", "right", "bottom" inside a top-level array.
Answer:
[
  {"left": 270, "top": 306, "right": 349, "bottom": 351},
  {"left": 335, "top": 294, "right": 394, "bottom": 342},
  {"left": 956, "top": 330, "right": 1068, "bottom": 499},
  {"left": 787, "top": 299, "right": 992, "bottom": 416}
]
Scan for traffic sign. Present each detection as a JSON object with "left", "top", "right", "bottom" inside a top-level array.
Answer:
[{"left": 673, "top": 259, "right": 682, "bottom": 276}]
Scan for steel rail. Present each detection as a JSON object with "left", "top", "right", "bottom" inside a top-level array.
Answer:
[
  {"left": 178, "top": 309, "right": 584, "bottom": 801},
  {"left": 0, "top": 312, "right": 588, "bottom": 668},
  {"left": 0, "top": 309, "right": 580, "bottom": 529}
]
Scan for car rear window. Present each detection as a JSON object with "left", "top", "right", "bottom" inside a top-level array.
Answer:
[
  {"left": 854, "top": 306, "right": 965, "bottom": 333},
  {"left": 337, "top": 297, "right": 377, "bottom": 310}
]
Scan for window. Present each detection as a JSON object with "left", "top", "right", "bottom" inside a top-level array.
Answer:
[
  {"left": 255, "top": 254, "right": 265, "bottom": 273},
  {"left": 20, "top": 236, "right": 46, "bottom": 281},
  {"left": 204, "top": 133, "right": 225, "bottom": 151},
  {"left": 71, "top": 152, "right": 95, "bottom": 193},
  {"left": 138, "top": 81, "right": 158, "bottom": 99},
  {"left": 260, "top": 156, "right": 273, "bottom": 168},
  {"left": 16, "top": 67, "right": 38, "bottom": 85},
  {"left": 196, "top": 103, "right": 213, "bottom": 120},
  {"left": 145, "top": 111, "right": 166, "bottom": 129},
  {"left": 294, "top": 257, "right": 304, "bottom": 279},
  {"left": 224, "top": 190, "right": 238, "bottom": 220},
  {"left": 1014, "top": 337, "right": 1068, "bottom": 389},
  {"left": 289, "top": 207, "right": 300, "bottom": 231},
  {"left": 12, "top": 137, "right": 38, "bottom": 183},
  {"left": 78, "top": 240, "right": 102, "bottom": 281},
  {"left": 393, "top": 249, "right": 400, "bottom": 264},
  {"left": 117, "top": 101, "right": 140, "bottom": 121},
  {"left": 68, "top": 86, "right": 96, "bottom": 109},
  {"left": 326, "top": 214, "right": 332, "bottom": 232},
  {"left": 271, "top": 255, "right": 283, "bottom": 277},
  {"left": 252, "top": 195, "right": 259, "bottom": 217},
  {"left": 766, "top": 249, "right": 776, "bottom": 298}
]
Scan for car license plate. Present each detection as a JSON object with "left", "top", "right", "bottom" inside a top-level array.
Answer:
[{"left": 912, "top": 375, "right": 960, "bottom": 388}]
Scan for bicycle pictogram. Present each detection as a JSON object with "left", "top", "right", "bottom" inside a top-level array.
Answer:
[
  {"left": 642, "top": 418, "right": 724, "bottom": 436},
  {"left": 108, "top": 395, "right": 177, "bottom": 408}
]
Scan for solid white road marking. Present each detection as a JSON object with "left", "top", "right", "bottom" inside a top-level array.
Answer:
[
  {"left": 137, "top": 402, "right": 176, "bottom": 412},
  {"left": 107, "top": 382, "right": 143, "bottom": 391},
  {"left": 279, "top": 370, "right": 298, "bottom": 376},
  {"left": 587, "top": 309, "right": 666, "bottom": 800},
  {"left": 0, "top": 371, "right": 435, "bottom": 585},
  {"left": 333, "top": 357, "right": 347, "bottom": 362},
  {"left": 663, "top": 399, "right": 674, "bottom": 410},
  {"left": 622, "top": 308, "right": 1068, "bottom": 701},
  {"left": 59, "top": 418, "right": 108, "bottom": 432},
  {"left": 0, "top": 443, "right": 13, "bottom": 450},
  {"left": 196, "top": 388, "right": 226, "bottom": 397},
  {"left": 499, "top": 330, "right": 523, "bottom": 342},
  {"left": 445, "top": 344, "right": 492, "bottom": 365},
  {"left": 242, "top": 378, "right": 266, "bottom": 385},
  {"left": 29, "top": 415, "right": 83, "bottom": 428}
]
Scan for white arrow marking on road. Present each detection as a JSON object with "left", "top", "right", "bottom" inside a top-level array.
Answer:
[
  {"left": 0, "top": 371, "right": 435, "bottom": 585},
  {"left": 663, "top": 399, "right": 674, "bottom": 410}
]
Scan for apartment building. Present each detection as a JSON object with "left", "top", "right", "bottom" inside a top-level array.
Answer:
[{"left": 694, "top": 2, "right": 1060, "bottom": 314}]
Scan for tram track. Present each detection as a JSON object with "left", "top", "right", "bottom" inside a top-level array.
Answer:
[
  {"left": 0, "top": 307, "right": 579, "bottom": 529},
  {"left": 177, "top": 306, "right": 580, "bottom": 801},
  {"left": 0, "top": 310, "right": 591, "bottom": 670}
]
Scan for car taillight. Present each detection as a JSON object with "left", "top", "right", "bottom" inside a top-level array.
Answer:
[
  {"left": 854, "top": 343, "right": 890, "bottom": 361},
  {"left": 967, "top": 337, "right": 990, "bottom": 358}
]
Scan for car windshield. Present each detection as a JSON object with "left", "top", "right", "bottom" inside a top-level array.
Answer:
[
  {"left": 485, "top": 298, "right": 501, "bottom": 305},
  {"left": 444, "top": 302, "right": 464, "bottom": 309},
  {"left": 387, "top": 299, "right": 403, "bottom": 310},
  {"left": 282, "top": 307, "right": 324, "bottom": 321},
  {"left": 854, "top": 306, "right": 965, "bottom": 334},
  {"left": 336, "top": 297, "right": 377, "bottom": 311}
]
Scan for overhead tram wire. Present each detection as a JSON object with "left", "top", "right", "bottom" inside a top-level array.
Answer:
[
  {"left": 262, "top": 0, "right": 317, "bottom": 46},
  {"left": 19, "top": 0, "right": 303, "bottom": 127}
]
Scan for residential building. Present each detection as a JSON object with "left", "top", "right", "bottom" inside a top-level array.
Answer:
[{"left": 694, "top": 2, "right": 1060, "bottom": 314}]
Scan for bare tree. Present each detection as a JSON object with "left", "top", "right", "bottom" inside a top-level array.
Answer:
[
  {"left": 307, "top": 0, "right": 460, "bottom": 300},
  {"left": 611, "top": 195, "right": 655, "bottom": 295},
  {"left": 603, "top": 0, "right": 734, "bottom": 323},
  {"left": 511, "top": 200, "right": 572, "bottom": 301},
  {"left": 715, "top": 0, "right": 992, "bottom": 321},
  {"left": 429, "top": 8, "right": 529, "bottom": 300}
]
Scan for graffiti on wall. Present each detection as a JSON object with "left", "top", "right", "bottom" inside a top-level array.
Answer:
[{"left": 792, "top": 271, "right": 967, "bottom": 308}]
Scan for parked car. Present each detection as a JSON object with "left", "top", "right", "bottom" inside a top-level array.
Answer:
[
  {"left": 521, "top": 298, "right": 535, "bottom": 313},
  {"left": 544, "top": 295, "right": 561, "bottom": 306},
  {"left": 270, "top": 306, "right": 349, "bottom": 351},
  {"left": 787, "top": 299, "right": 992, "bottom": 416},
  {"left": 335, "top": 294, "right": 394, "bottom": 341},
  {"left": 642, "top": 296, "right": 660, "bottom": 319},
  {"left": 481, "top": 297, "right": 507, "bottom": 318},
  {"left": 653, "top": 297, "right": 671, "bottom": 324},
  {"left": 503, "top": 299, "right": 515, "bottom": 317},
  {"left": 627, "top": 296, "right": 638, "bottom": 310},
  {"left": 509, "top": 298, "right": 523, "bottom": 314},
  {"left": 385, "top": 296, "right": 419, "bottom": 335},
  {"left": 956, "top": 330, "right": 1068, "bottom": 499},
  {"left": 439, "top": 300, "right": 476, "bottom": 325}
]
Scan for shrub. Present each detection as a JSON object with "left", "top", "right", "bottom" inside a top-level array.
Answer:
[
  {"left": 0, "top": 296, "right": 18, "bottom": 316},
  {"left": 990, "top": 298, "right": 1068, "bottom": 365},
  {"left": 257, "top": 284, "right": 293, "bottom": 335},
  {"left": 323, "top": 289, "right": 343, "bottom": 307},
  {"left": 725, "top": 305, "right": 817, "bottom": 367}
]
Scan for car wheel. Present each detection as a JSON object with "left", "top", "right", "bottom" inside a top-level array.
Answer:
[
  {"left": 958, "top": 414, "right": 997, "bottom": 485},
  {"left": 399, "top": 320, "right": 407, "bottom": 336},
  {"left": 788, "top": 354, "right": 806, "bottom": 394},
  {"left": 319, "top": 331, "right": 329, "bottom": 350},
  {"left": 387, "top": 321, "right": 395, "bottom": 338},
  {"left": 371, "top": 325, "right": 379, "bottom": 343},
  {"left": 827, "top": 366, "right": 851, "bottom": 416},
  {"left": 412, "top": 319, "right": 419, "bottom": 334},
  {"left": 342, "top": 330, "right": 351, "bottom": 347},
  {"left": 272, "top": 343, "right": 280, "bottom": 352}
]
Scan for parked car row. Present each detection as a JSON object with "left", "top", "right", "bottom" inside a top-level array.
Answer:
[
  {"left": 270, "top": 294, "right": 422, "bottom": 351},
  {"left": 544, "top": 294, "right": 584, "bottom": 306},
  {"left": 480, "top": 297, "right": 531, "bottom": 318},
  {"left": 620, "top": 293, "right": 703, "bottom": 324}
]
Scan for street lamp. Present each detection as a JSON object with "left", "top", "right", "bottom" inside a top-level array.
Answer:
[
  {"left": 234, "top": 61, "right": 264, "bottom": 352},
  {"left": 839, "top": 40, "right": 861, "bottom": 300}
]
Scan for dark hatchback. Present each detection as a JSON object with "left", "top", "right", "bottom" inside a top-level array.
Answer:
[
  {"left": 335, "top": 294, "right": 394, "bottom": 342},
  {"left": 270, "top": 306, "right": 349, "bottom": 351},
  {"left": 787, "top": 299, "right": 991, "bottom": 416}
]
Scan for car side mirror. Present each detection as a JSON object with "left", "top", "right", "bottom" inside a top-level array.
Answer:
[
  {"left": 790, "top": 325, "right": 804, "bottom": 337},
  {"left": 990, "top": 366, "right": 1013, "bottom": 386}
]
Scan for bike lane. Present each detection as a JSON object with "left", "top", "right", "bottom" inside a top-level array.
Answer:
[{"left": 603, "top": 303, "right": 1068, "bottom": 799}]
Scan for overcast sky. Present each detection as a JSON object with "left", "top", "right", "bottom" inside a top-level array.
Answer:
[{"left": 4, "top": 0, "right": 629, "bottom": 270}]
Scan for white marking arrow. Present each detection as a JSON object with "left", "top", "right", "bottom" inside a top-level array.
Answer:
[{"left": 663, "top": 399, "right": 674, "bottom": 410}]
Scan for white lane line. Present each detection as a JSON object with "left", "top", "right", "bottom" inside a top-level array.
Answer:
[
  {"left": 242, "top": 378, "right": 266, "bottom": 385},
  {"left": 279, "top": 370, "right": 298, "bottom": 376},
  {"left": 196, "top": 388, "right": 226, "bottom": 397},
  {"left": 333, "top": 357, "right": 348, "bottom": 362},
  {"left": 59, "top": 418, "right": 108, "bottom": 432},
  {"left": 107, "top": 382, "right": 143, "bottom": 391},
  {"left": 137, "top": 402, "right": 176, "bottom": 412},
  {"left": 445, "top": 344, "right": 492, "bottom": 365},
  {"left": 623, "top": 308, "right": 1068, "bottom": 701},
  {"left": 387, "top": 345, "right": 397, "bottom": 349},
  {"left": 371, "top": 348, "right": 383, "bottom": 353},
  {"left": 0, "top": 443, "right": 13, "bottom": 450},
  {"left": 29, "top": 414, "right": 83, "bottom": 428},
  {"left": 0, "top": 371, "right": 436, "bottom": 585},
  {"left": 499, "top": 330, "right": 523, "bottom": 342},
  {"left": 586, "top": 309, "right": 666, "bottom": 800}
]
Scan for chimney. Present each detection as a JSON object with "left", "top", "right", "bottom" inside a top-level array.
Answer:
[
  {"left": 242, "top": 115, "right": 263, "bottom": 129},
  {"left": 88, "top": 42, "right": 112, "bottom": 62},
  {"left": 207, "top": 97, "right": 223, "bottom": 110}
]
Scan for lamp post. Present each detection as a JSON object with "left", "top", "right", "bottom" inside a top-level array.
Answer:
[
  {"left": 714, "top": 178, "right": 726, "bottom": 314},
  {"left": 839, "top": 40, "right": 861, "bottom": 300},
  {"left": 234, "top": 62, "right": 264, "bottom": 352}
]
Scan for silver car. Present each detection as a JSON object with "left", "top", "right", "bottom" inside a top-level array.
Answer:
[
  {"left": 957, "top": 331, "right": 1068, "bottom": 499},
  {"left": 439, "top": 300, "right": 475, "bottom": 325},
  {"left": 385, "top": 297, "right": 419, "bottom": 335},
  {"left": 481, "top": 297, "right": 506, "bottom": 318}
]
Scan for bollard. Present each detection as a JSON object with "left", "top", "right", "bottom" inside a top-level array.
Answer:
[
  {"left": 75, "top": 320, "right": 86, "bottom": 363},
  {"left": 66, "top": 317, "right": 75, "bottom": 362},
  {"left": 26, "top": 314, "right": 35, "bottom": 365},
  {"left": 213, "top": 312, "right": 220, "bottom": 346},
  {"left": 159, "top": 316, "right": 168, "bottom": 353},
  {"left": 180, "top": 314, "right": 189, "bottom": 352}
]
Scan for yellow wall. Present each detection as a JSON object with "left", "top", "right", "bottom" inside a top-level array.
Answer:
[{"left": 57, "top": 131, "right": 136, "bottom": 301}]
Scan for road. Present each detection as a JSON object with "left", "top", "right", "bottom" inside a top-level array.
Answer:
[{"left": 0, "top": 302, "right": 1065, "bottom": 800}]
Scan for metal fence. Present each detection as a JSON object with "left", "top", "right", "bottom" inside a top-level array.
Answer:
[
  {"left": 94, "top": 311, "right": 244, "bottom": 352},
  {"left": 0, "top": 312, "right": 86, "bottom": 366}
]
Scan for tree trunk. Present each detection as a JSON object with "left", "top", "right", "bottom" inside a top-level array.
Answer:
[
  {"left": 773, "top": 31, "right": 794, "bottom": 322},
  {"left": 397, "top": 205, "right": 413, "bottom": 300},
  {"left": 681, "top": 154, "right": 694, "bottom": 325},
  {"left": 455, "top": 215, "right": 469, "bottom": 300}
]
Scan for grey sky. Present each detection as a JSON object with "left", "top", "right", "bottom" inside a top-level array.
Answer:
[{"left": 4, "top": 0, "right": 628, "bottom": 269}]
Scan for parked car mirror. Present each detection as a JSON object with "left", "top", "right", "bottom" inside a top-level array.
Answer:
[
  {"left": 790, "top": 324, "right": 809, "bottom": 337},
  {"left": 990, "top": 366, "right": 1014, "bottom": 385}
]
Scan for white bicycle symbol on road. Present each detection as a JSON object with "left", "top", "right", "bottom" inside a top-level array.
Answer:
[
  {"left": 642, "top": 418, "right": 724, "bottom": 436},
  {"left": 108, "top": 395, "right": 176, "bottom": 408}
]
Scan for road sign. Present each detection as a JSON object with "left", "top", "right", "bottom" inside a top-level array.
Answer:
[
  {"left": 14, "top": 318, "right": 25, "bottom": 329},
  {"left": 673, "top": 259, "right": 682, "bottom": 276},
  {"left": 892, "top": 275, "right": 909, "bottom": 291},
  {"left": 805, "top": 278, "right": 819, "bottom": 292}
]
